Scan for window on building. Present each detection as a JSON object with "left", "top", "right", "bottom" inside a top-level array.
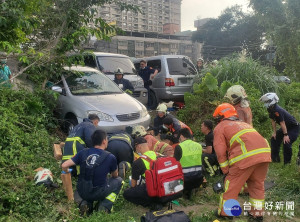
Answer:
[
  {"left": 118, "top": 41, "right": 128, "bottom": 46},
  {"left": 136, "top": 50, "right": 144, "bottom": 56}
]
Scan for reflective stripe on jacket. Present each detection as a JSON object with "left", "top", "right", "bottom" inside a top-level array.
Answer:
[
  {"left": 109, "top": 133, "right": 133, "bottom": 150},
  {"left": 144, "top": 134, "right": 174, "bottom": 156},
  {"left": 62, "top": 137, "right": 86, "bottom": 160},
  {"left": 179, "top": 139, "right": 202, "bottom": 172},
  {"left": 214, "top": 120, "right": 271, "bottom": 174}
]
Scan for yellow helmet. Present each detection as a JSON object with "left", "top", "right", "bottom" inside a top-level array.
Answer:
[
  {"left": 224, "top": 85, "right": 248, "bottom": 105},
  {"left": 156, "top": 103, "right": 167, "bottom": 113},
  {"left": 132, "top": 125, "right": 147, "bottom": 138}
]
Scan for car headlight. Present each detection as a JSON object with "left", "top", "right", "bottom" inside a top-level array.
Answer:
[
  {"left": 140, "top": 105, "right": 148, "bottom": 118},
  {"left": 136, "top": 79, "right": 144, "bottom": 87},
  {"left": 87, "top": 110, "right": 114, "bottom": 122}
]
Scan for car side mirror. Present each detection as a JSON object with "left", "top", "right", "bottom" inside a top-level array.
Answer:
[{"left": 51, "top": 86, "right": 63, "bottom": 94}]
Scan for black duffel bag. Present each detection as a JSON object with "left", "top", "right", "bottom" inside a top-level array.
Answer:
[{"left": 141, "top": 209, "right": 190, "bottom": 222}]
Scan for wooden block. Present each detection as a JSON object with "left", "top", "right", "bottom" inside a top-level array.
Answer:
[
  {"left": 61, "top": 173, "right": 74, "bottom": 201},
  {"left": 53, "top": 144, "right": 62, "bottom": 160}
]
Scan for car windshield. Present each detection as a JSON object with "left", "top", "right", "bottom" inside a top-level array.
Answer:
[
  {"left": 96, "top": 56, "right": 137, "bottom": 75},
  {"left": 65, "top": 71, "right": 122, "bottom": 95},
  {"left": 167, "top": 58, "right": 197, "bottom": 75}
]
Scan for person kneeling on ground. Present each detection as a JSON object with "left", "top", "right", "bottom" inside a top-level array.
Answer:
[
  {"left": 131, "top": 125, "right": 174, "bottom": 157},
  {"left": 123, "top": 137, "right": 162, "bottom": 209},
  {"left": 62, "top": 114, "right": 100, "bottom": 176},
  {"left": 62, "top": 129, "right": 123, "bottom": 215},
  {"left": 153, "top": 103, "right": 176, "bottom": 136},
  {"left": 107, "top": 131, "right": 134, "bottom": 179},
  {"left": 174, "top": 128, "right": 203, "bottom": 199},
  {"left": 162, "top": 116, "right": 193, "bottom": 144},
  {"left": 201, "top": 120, "right": 220, "bottom": 177}
]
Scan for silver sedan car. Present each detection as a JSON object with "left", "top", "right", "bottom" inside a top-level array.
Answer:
[{"left": 52, "top": 66, "right": 150, "bottom": 133}]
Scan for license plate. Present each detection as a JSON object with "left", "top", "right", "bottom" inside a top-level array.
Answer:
[{"left": 180, "top": 79, "right": 187, "bottom": 84}]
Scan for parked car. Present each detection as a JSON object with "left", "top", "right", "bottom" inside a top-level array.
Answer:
[
  {"left": 134, "top": 55, "right": 197, "bottom": 109},
  {"left": 273, "top": 76, "right": 291, "bottom": 84},
  {"left": 79, "top": 52, "right": 148, "bottom": 105},
  {"left": 51, "top": 66, "right": 150, "bottom": 133}
]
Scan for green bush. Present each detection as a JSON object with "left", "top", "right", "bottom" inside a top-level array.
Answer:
[
  {"left": 0, "top": 88, "right": 64, "bottom": 221},
  {"left": 197, "top": 55, "right": 279, "bottom": 94},
  {"left": 179, "top": 57, "right": 299, "bottom": 139},
  {"left": 178, "top": 73, "right": 221, "bottom": 141}
]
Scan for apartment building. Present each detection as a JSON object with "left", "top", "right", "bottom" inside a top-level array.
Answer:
[
  {"left": 91, "top": 32, "right": 202, "bottom": 61},
  {"left": 97, "top": 0, "right": 182, "bottom": 34}
]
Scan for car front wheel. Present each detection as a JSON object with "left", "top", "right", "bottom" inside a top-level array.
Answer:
[{"left": 64, "top": 117, "right": 78, "bottom": 134}]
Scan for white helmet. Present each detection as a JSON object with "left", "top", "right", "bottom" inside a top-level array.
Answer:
[
  {"left": 156, "top": 103, "right": 167, "bottom": 113},
  {"left": 34, "top": 168, "right": 53, "bottom": 186},
  {"left": 132, "top": 125, "right": 147, "bottom": 138},
  {"left": 114, "top": 68, "right": 124, "bottom": 75},
  {"left": 259, "top": 93, "right": 279, "bottom": 108},
  {"left": 225, "top": 85, "right": 248, "bottom": 105}
]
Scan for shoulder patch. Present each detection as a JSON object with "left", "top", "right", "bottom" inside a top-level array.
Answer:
[{"left": 275, "top": 112, "right": 280, "bottom": 117}]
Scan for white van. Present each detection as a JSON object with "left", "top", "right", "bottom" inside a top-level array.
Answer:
[
  {"left": 82, "top": 52, "right": 148, "bottom": 105},
  {"left": 134, "top": 55, "right": 197, "bottom": 109}
]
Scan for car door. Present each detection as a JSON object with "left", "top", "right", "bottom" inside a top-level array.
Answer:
[{"left": 167, "top": 57, "right": 196, "bottom": 95}]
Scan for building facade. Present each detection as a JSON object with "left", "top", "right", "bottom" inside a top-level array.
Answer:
[
  {"left": 90, "top": 32, "right": 202, "bottom": 61},
  {"left": 97, "top": 0, "right": 182, "bottom": 34}
]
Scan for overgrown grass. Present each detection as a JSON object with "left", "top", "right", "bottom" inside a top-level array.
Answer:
[{"left": 0, "top": 68, "right": 299, "bottom": 221}]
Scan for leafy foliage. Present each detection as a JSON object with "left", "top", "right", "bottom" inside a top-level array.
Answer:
[
  {"left": 192, "top": 5, "right": 266, "bottom": 62},
  {"left": 179, "top": 56, "right": 298, "bottom": 140},
  {"left": 0, "top": 88, "right": 63, "bottom": 220},
  {"left": 250, "top": 0, "right": 300, "bottom": 80},
  {"left": 1, "top": 0, "right": 139, "bottom": 88},
  {"left": 198, "top": 55, "right": 279, "bottom": 94}
]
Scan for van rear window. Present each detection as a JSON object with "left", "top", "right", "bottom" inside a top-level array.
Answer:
[{"left": 167, "top": 58, "right": 197, "bottom": 75}]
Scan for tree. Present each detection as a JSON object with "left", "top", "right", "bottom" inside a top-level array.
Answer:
[
  {"left": 250, "top": 0, "right": 300, "bottom": 80},
  {"left": 192, "top": 5, "right": 266, "bottom": 62},
  {"left": 0, "top": 0, "right": 138, "bottom": 87}
]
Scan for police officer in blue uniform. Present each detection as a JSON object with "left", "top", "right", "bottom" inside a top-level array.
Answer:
[
  {"left": 113, "top": 68, "right": 134, "bottom": 94},
  {"left": 260, "top": 93, "right": 299, "bottom": 164},
  {"left": 138, "top": 60, "right": 158, "bottom": 109}
]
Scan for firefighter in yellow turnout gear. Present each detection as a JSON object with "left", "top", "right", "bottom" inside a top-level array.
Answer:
[{"left": 62, "top": 114, "right": 100, "bottom": 175}]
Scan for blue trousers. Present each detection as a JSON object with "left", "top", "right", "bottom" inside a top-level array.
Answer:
[
  {"left": 271, "top": 125, "right": 299, "bottom": 164},
  {"left": 77, "top": 177, "right": 123, "bottom": 212}
]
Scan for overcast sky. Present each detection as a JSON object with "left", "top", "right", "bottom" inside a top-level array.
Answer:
[{"left": 181, "top": 0, "right": 251, "bottom": 31}]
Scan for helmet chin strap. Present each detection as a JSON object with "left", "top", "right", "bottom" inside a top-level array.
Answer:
[
  {"left": 223, "top": 116, "right": 239, "bottom": 121},
  {"left": 214, "top": 115, "right": 224, "bottom": 124}
]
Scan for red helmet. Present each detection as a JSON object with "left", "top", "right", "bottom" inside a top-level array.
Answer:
[{"left": 213, "top": 103, "right": 238, "bottom": 122}]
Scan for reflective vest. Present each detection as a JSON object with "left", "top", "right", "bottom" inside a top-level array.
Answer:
[
  {"left": 140, "top": 151, "right": 157, "bottom": 177},
  {"left": 179, "top": 139, "right": 202, "bottom": 174},
  {"left": 62, "top": 137, "right": 86, "bottom": 160},
  {"left": 109, "top": 133, "right": 133, "bottom": 150}
]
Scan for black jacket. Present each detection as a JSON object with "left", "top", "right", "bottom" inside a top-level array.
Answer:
[{"left": 114, "top": 78, "right": 134, "bottom": 92}]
